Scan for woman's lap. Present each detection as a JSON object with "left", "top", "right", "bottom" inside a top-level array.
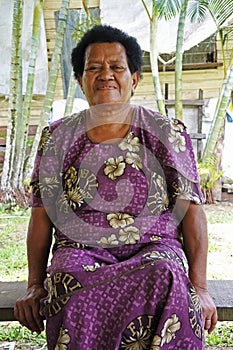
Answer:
[{"left": 45, "top": 244, "right": 204, "bottom": 349}]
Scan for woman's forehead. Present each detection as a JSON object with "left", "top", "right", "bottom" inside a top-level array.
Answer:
[{"left": 84, "top": 42, "right": 127, "bottom": 61}]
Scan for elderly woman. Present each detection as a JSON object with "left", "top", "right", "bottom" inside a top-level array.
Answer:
[{"left": 15, "top": 25, "right": 217, "bottom": 349}]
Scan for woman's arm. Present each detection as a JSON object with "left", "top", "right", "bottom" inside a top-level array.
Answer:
[
  {"left": 14, "top": 207, "right": 53, "bottom": 334},
  {"left": 176, "top": 199, "right": 218, "bottom": 334}
]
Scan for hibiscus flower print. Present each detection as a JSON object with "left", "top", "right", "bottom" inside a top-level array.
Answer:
[
  {"left": 170, "top": 119, "right": 184, "bottom": 132},
  {"left": 147, "top": 173, "right": 169, "bottom": 214},
  {"left": 104, "top": 156, "right": 126, "bottom": 180},
  {"left": 150, "top": 335, "right": 161, "bottom": 350},
  {"left": 161, "top": 314, "right": 181, "bottom": 346},
  {"left": 125, "top": 152, "right": 142, "bottom": 170},
  {"left": 55, "top": 327, "right": 70, "bottom": 350},
  {"left": 118, "top": 131, "right": 140, "bottom": 152},
  {"left": 82, "top": 262, "right": 105, "bottom": 272},
  {"left": 150, "top": 235, "right": 161, "bottom": 242},
  {"left": 119, "top": 226, "right": 140, "bottom": 244},
  {"left": 172, "top": 177, "right": 201, "bottom": 204},
  {"left": 107, "top": 212, "right": 134, "bottom": 228},
  {"left": 97, "top": 234, "right": 119, "bottom": 248},
  {"left": 168, "top": 129, "right": 186, "bottom": 153}
]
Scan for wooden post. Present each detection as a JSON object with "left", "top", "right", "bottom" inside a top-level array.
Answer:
[{"left": 197, "top": 89, "right": 204, "bottom": 159}]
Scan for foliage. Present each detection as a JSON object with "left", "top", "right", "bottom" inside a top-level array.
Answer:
[
  {"left": 198, "top": 156, "right": 223, "bottom": 204},
  {"left": 153, "top": 0, "right": 182, "bottom": 20},
  {"left": 72, "top": 0, "right": 101, "bottom": 42},
  {"left": 0, "top": 188, "right": 30, "bottom": 211},
  {"left": 0, "top": 322, "right": 46, "bottom": 347},
  {"left": 188, "top": 0, "right": 233, "bottom": 28},
  {"left": 205, "top": 321, "right": 233, "bottom": 346},
  {"left": 72, "top": 16, "right": 101, "bottom": 42}
]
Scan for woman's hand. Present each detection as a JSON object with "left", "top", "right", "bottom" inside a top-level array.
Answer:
[
  {"left": 178, "top": 201, "right": 218, "bottom": 333},
  {"left": 195, "top": 286, "right": 218, "bottom": 334},
  {"left": 14, "top": 284, "right": 47, "bottom": 334}
]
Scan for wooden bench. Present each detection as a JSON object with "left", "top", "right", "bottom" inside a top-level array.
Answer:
[{"left": 0, "top": 280, "right": 233, "bottom": 322}]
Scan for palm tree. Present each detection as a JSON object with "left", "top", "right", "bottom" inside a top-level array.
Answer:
[
  {"left": 190, "top": 0, "right": 233, "bottom": 161},
  {"left": 202, "top": 50, "right": 233, "bottom": 161},
  {"left": 64, "top": 72, "right": 77, "bottom": 116},
  {"left": 175, "top": 0, "right": 189, "bottom": 120},
  {"left": 12, "top": 37, "right": 23, "bottom": 188},
  {"left": 26, "top": 0, "right": 71, "bottom": 178},
  {"left": 1, "top": 0, "right": 23, "bottom": 195},
  {"left": 141, "top": 0, "right": 183, "bottom": 115},
  {"left": 15, "top": 0, "right": 44, "bottom": 186},
  {"left": 186, "top": 0, "right": 233, "bottom": 201},
  {"left": 172, "top": 0, "right": 233, "bottom": 121}
]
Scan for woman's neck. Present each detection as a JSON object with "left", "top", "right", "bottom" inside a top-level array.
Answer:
[{"left": 86, "top": 103, "right": 133, "bottom": 143}]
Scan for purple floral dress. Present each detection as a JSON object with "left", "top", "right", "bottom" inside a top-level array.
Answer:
[{"left": 30, "top": 105, "right": 205, "bottom": 350}]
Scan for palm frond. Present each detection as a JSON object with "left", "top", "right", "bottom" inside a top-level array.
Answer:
[
  {"left": 208, "top": 0, "right": 233, "bottom": 28},
  {"left": 152, "top": 0, "right": 182, "bottom": 20},
  {"left": 188, "top": 0, "right": 233, "bottom": 27},
  {"left": 187, "top": 0, "right": 209, "bottom": 23}
]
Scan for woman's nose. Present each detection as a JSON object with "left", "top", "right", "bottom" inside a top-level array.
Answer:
[{"left": 98, "top": 66, "right": 114, "bottom": 80}]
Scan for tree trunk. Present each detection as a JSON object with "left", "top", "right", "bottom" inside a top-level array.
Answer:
[
  {"left": 202, "top": 59, "right": 233, "bottom": 161},
  {"left": 12, "top": 39, "right": 23, "bottom": 189},
  {"left": 19, "top": 0, "right": 44, "bottom": 184},
  {"left": 1, "top": 0, "right": 23, "bottom": 195},
  {"left": 9, "top": 0, "right": 44, "bottom": 189},
  {"left": 175, "top": 0, "right": 188, "bottom": 121},
  {"left": 150, "top": 14, "right": 166, "bottom": 115},
  {"left": 64, "top": 72, "right": 77, "bottom": 116},
  {"left": 26, "top": 0, "right": 71, "bottom": 178}
]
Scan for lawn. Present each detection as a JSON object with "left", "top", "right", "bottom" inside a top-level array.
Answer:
[{"left": 0, "top": 201, "right": 233, "bottom": 348}]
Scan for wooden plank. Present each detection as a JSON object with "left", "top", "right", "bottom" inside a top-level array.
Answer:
[
  {"left": 189, "top": 133, "right": 206, "bottom": 139},
  {"left": 165, "top": 99, "right": 205, "bottom": 106},
  {"left": 43, "top": 0, "right": 99, "bottom": 10},
  {"left": 208, "top": 280, "right": 233, "bottom": 322},
  {"left": 0, "top": 282, "right": 27, "bottom": 321},
  {"left": 157, "top": 62, "right": 223, "bottom": 71},
  {"left": 0, "top": 280, "right": 233, "bottom": 322}
]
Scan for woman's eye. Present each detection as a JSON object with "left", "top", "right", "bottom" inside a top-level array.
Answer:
[
  {"left": 112, "top": 66, "right": 125, "bottom": 71},
  {"left": 86, "top": 66, "right": 101, "bottom": 71}
]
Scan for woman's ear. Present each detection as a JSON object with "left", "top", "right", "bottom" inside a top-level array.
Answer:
[
  {"left": 78, "top": 77, "right": 83, "bottom": 89},
  {"left": 131, "top": 72, "right": 140, "bottom": 93},
  {"left": 78, "top": 77, "right": 85, "bottom": 95}
]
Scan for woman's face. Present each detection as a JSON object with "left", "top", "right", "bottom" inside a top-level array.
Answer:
[{"left": 78, "top": 42, "right": 139, "bottom": 106}]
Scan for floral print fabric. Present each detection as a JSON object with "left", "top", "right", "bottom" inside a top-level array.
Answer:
[{"left": 30, "top": 106, "right": 205, "bottom": 349}]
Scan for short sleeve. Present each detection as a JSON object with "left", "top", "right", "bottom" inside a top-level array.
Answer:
[
  {"left": 29, "top": 126, "right": 60, "bottom": 207},
  {"left": 163, "top": 165, "right": 205, "bottom": 205}
]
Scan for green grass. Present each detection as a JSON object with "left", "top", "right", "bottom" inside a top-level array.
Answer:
[
  {"left": 0, "top": 322, "right": 46, "bottom": 348},
  {"left": 205, "top": 208, "right": 233, "bottom": 224},
  {"left": 205, "top": 322, "right": 233, "bottom": 347},
  {"left": 0, "top": 216, "right": 29, "bottom": 281}
]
